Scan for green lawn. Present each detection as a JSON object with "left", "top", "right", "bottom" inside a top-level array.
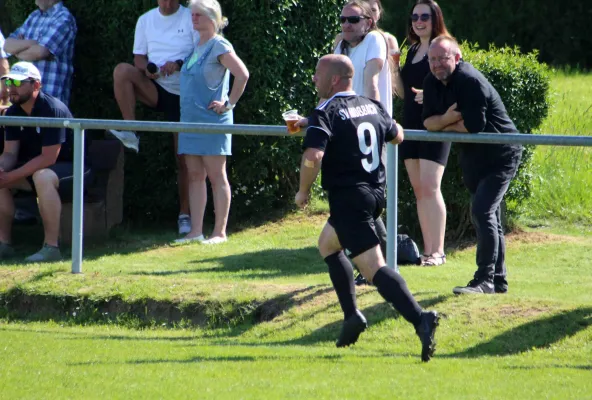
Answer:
[
  {"left": 521, "top": 69, "right": 592, "bottom": 225},
  {"left": 1, "top": 213, "right": 591, "bottom": 399}
]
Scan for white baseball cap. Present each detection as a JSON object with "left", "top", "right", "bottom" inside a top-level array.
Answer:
[{"left": 1, "top": 61, "right": 42, "bottom": 81}]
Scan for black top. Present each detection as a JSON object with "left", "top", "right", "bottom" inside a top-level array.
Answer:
[
  {"left": 400, "top": 43, "right": 431, "bottom": 129},
  {"left": 303, "top": 91, "right": 399, "bottom": 191},
  {"left": 422, "top": 61, "right": 522, "bottom": 161},
  {"left": 5, "top": 91, "right": 74, "bottom": 164}
]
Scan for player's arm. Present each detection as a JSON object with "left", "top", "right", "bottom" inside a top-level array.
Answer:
[
  {"left": 295, "top": 147, "right": 323, "bottom": 208},
  {"left": 386, "top": 121, "right": 404, "bottom": 145}
]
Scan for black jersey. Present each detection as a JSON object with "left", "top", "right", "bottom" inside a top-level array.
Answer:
[{"left": 303, "top": 91, "right": 399, "bottom": 191}]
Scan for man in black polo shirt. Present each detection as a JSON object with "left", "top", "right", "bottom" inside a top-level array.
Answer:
[
  {"left": 422, "top": 36, "right": 523, "bottom": 295},
  {"left": 0, "top": 62, "right": 83, "bottom": 262},
  {"left": 296, "top": 54, "right": 439, "bottom": 362}
]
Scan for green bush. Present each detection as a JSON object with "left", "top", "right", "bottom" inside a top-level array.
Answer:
[
  {"left": 381, "top": 0, "right": 591, "bottom": 68},
  {"left": 2, "top": 0, "right": 342, "bottom": 224},
  {"left": 394, "top": 43, "right": 550, "bottom": 240}
]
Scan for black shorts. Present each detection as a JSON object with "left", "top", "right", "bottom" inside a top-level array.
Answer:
[
  {"left": 25, "top": 162, "right": 92, "bottom": 200},
  {"left": 327, "top": 185, "right": 385, "bottom": 259},
  {"left": 399, "top": 139, "right": 451, "bottom": 166},
  {"left": 150, "top": 81, "right": 181, "bottom": 123}
]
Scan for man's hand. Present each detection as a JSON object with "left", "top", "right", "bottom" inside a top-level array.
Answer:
[
  {"left": 160, "top": 61, "right": 179, "bottom": 77},
  {"left": 0, "top": 170, "right": 15, "bottom": 188},
  {"left": 295, "top": 190, "right": 309, "bottom": 209},
  {"left": 294, "top": 117, "right": 308, "bottom": 130},
  {"left": 411, "top": 87, "right": 423, "bottom": 104},
  {"left": 144, "top": 69, "right": 159, "bottom": 80},
  {"left": 442, "top": 119, "right": 468, "bottom": 133},
  {"left": 208, "top": 100, "right": 229, "bottom": 114},
  {"left": 445, "top": 102, "right": 462, "bottom": 123}
]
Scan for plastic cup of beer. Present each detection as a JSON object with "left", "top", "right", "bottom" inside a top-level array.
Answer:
[{"left": 282, "top": 110, "right": 301, "bottom": 134}]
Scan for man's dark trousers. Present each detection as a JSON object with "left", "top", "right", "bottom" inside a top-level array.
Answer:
[{"left": 461, "top": 149, "right": 522, "bottom": 285}]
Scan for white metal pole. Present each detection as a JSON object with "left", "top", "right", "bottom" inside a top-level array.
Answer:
[
  {"left": 386, "top": 143, "right": 398, "bottom": 272},
  {"left": 70, "top": 123, "right": 85, "bottom": 274}
]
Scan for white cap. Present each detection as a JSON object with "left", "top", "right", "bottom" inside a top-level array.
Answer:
[{"left": 1, "top": 61, "right": 42, "bottom": 81}]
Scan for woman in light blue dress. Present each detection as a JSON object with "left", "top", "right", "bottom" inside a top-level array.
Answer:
[{"left": 176, "top": 0, "right": 249, "bottom": 245}]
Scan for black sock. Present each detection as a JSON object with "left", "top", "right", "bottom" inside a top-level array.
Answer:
[
  {"left": 374, "top": 216, "right": 387, "bottom": 259},
  {"left": 325, "top": 251, "right": 357, "bottom": 319},
  {"left": 373, "top": 267, "right": 422, "bottom": 326}
]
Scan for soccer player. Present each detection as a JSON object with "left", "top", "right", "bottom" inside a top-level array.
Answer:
[{"left": 295, "top": 54, "right": 439, "bottom": 362}]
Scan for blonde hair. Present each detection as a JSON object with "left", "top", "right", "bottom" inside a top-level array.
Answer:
[{"left": 188, "top": 0, "right": 228, "bottom": 33}]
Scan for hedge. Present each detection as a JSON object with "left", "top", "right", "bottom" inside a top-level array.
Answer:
[{"left": 380, "top": 0, "right": 591, "bottom": 68}]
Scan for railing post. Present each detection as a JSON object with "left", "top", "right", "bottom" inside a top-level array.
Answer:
[
  {"left": 69, "top": 123, "right": 84, "bottom": 274},
  {"left": 386, "top": 143, "right": 398, "bottom": 272}
]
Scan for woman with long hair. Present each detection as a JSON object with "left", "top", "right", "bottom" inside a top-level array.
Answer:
[{"left": 392, "top": 0, "right": 452, "bottom": 266}]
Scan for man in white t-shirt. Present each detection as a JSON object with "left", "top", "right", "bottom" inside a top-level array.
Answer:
[
  {"left": 110, "top": 0, "right": 197, "bottom": 235},
  {"left": 334, "top": 2, "right": 391, "bottom": 116}
]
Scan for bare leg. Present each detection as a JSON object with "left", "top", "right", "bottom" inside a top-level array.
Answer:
[
  {"left": 112, "top": 63, "right": 159, "bottom": 120},
  {"left": 174, "top": 134, "right": 190, "bottom": 216},
  {"left": 203, "top": 155, "right": 230, "bottom": 239},
  {"left": 183, "top": 155, "right": 207, "bottom": 238},
  {"left": 33, "top": 169, "right": 61, "bottom": 247},
  {"left": 0, "top": 188, "right": 15, "bottom": 244}
]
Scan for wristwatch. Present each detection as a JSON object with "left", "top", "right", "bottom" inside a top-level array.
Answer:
[
  {"left": 224, "top": 100, "right": 235, "bottom": 111},
  {"left": 175, "top": 59, "right": 184, "bottom": 70}
]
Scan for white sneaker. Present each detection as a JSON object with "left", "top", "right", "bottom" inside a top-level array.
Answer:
[
  {"left": 108, "top": 129, "right": 139, "bottom": 153},
  {"left": 174, "top": 234, "right": 205, "bottom": 244},
  {"left": 202, "top": 236, "right": 227, "bottom": 245},
  {"left": 178, "top": 214, "right": 191, "bottom": 235}
]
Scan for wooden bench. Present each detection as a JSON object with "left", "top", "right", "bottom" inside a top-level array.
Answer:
[{"left": 59, "top": 138, "right": 124, "bottom": 243}]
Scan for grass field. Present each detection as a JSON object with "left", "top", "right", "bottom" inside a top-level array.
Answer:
[
  {"left": 521, "top": 69, "right": 592, "bottom": 226},
  {"left": 1, "top": 70, "right": 591, "bottom": 399},
  {"left": 1, "top": 213, "right": 592, "bottom": 399}
]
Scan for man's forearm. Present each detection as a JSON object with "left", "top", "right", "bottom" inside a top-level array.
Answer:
[
  {"left": 13, "top": 44, "right": 51, "bottom": 61},
  {"left": 6, "top": 154, "right": 55, "bottom": 182},
  {"left": 442, "top": 120, "right": 469, "bottom": 133},
  {"left": 3, "top": 38, "right": 37, "bottom": 55},
  {"left": 0, "top": 153, "right": 17, "bottom": 172},
  {"left": 424, "top": 113, "right": 460, "bottom": 131},
  {"left": 298, "top": 159, "right": 320, "bottom": 193}
]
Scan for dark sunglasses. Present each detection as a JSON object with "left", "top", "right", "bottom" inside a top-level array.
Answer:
[
  {"left": 3, "top": 78, "right": 35, "bottom": 87},
  {"left": 340, "top": 15, "right": 369, "bottom": 24},
  {"left": 411, "top": 13, "right": 431, "bottom": 22}
]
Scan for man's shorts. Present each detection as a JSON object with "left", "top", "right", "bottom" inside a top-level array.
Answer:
[
  {"left": 327, "top": 184, "right": 385, "bottom": 259},
  {"left": 25, "top": 162, "right": 92, "bottom": 201},
  {"left": 150, "top": 81, "right": 181, "bottom": 123}
]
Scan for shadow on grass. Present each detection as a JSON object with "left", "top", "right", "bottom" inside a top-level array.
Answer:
[
  {"left": 131, "top": 247, "right": 323, "bottom": 278},
  {"left": 505, "top": 364, "right": 592, "bottom": 371},
  {"left": 218, "top": 293, "right": 452, "bottom": 347},
  {"left": 447, "top": 307, "right": 592, "bottom": 358}
]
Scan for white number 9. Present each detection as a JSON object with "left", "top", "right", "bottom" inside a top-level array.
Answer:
[{"left": 357, "top": 122, "right": 379, "bottom": 172}]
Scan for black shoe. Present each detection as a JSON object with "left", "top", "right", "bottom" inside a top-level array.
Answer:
[
  {"left": 453, "top": 279, "right": 495, "bottom": 295},
  {"left": 494, "top": 283, "right": 508, "bottom": 293},
  {"left": 336, "top": 309, "right": 367, "bottom": 348},
  {"left": 354, "top": 272, "right": 371, "bottom": 286},
  {"left": 415, "top": 311, "right": 440, "bottom": 362}
]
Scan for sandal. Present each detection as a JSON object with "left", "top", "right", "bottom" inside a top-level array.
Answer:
[{"left": 422, "top": 253, "right": 446, "bottom": 267}]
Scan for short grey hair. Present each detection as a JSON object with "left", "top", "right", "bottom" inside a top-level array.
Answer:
[{"left": 188, "top": 0, "right": 228, "bottom": 33}]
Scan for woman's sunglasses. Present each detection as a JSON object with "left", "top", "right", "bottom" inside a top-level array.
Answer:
[
  {"left": 411, "top": 13, "right": 431, "bottom": 22},
  {"left": 3, "top": 78, "right": 35, "bottom": 87},
  {"left": 340, "top": 15, "right": 369, "bottom": 24}
]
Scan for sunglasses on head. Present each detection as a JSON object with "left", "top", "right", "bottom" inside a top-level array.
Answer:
[
  {"left": 340, "top": 15, "right": 369, "bottom": 24},
  {"left": 3, "top": 78, "right": 35, "bottom": 87},
  {"left": 411, "top": 13, "right": 431, "bottom": 22}
]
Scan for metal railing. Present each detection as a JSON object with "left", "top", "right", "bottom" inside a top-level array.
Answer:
[{"left": 2, "top": 116, "right": 592, "bottom": 273}]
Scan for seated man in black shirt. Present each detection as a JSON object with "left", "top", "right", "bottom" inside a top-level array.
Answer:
[
  {"left": 422, "top": 36, "right": 523, "bottom": 295},
  {"left": 296, "top": 54, "right": 439, "bottom": 362},
  {"left": 0, "top": 62, "right": 85, "bottom": 262}
]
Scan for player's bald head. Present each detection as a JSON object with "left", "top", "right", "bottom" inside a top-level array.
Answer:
[{"left": 318, "top": 54, "right": 354, "bottom": 80}]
